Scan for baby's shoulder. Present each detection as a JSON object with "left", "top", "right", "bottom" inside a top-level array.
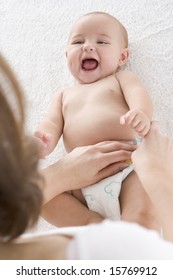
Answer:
[
  {"left": 62, "top": 84, "right": 79, "bottom": 93},
  {"left": 55, "top": 86, "right": 74, "bottom": 97}
]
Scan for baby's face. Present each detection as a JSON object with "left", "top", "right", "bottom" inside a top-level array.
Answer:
[{"left": 66, "top": 14, "right": 128, "bottom": 84}]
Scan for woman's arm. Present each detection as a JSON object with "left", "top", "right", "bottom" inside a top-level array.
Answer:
[{"left": 132, "top": 121, "right": 173, "bottom": 242}]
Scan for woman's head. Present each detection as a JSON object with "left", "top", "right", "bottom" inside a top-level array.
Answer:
[{"left": 0, "top": 54, "right": 42, "bottom": 241}]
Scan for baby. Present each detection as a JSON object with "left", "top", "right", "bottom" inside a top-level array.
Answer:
[{"left": 35, "top": 12, "right": 159, "bottom": 230}]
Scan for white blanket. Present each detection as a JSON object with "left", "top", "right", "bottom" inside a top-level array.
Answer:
[{"left": 1, "top": 0, "right": 173, "bottom": 233}]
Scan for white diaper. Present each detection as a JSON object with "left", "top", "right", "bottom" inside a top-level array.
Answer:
[{"left": 82, "top": 165, "right": 133, "bottom": 220}]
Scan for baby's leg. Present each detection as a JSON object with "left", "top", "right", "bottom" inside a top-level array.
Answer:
[
  {"left": 42, "top": 191, "right": 103, "bottom": 227},
  {"left": 119, "top": 171, "right": 161, "bottom": 232}
]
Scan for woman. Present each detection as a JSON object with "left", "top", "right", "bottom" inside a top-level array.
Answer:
[{"left": 0, "top": 53, "right": 173, "bottom": 259}]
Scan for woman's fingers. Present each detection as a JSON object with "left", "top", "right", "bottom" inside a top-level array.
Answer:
[
  {"left": 95, "top": 149, "right": 133, "bottom": 171},
  {"left": 87, "top": 141, "right": 136, "bottom": 171},
  {"left": 97, "top": 162, "right": 129, "bottom": 181},
  {"left": 95, "top": 140, "right": 136, "bottom": 153}
]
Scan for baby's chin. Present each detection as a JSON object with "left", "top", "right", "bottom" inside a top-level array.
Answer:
[
  {"left": 77, "top": 71, "right": 115, "bottom": 84},
  {"left": 77, "top": 77, "right": 100, "bottom": 84},
  {"left": 76, "top": 72, "right": 102, "bottom": 84}
]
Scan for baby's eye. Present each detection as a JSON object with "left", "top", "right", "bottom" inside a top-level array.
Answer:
[
  {"left": 97, "top": 40, "right": 109, "bottom": 45},
  {"left": 97, "top": 41, "right": 109, "bottom": 45},
  {"left": 72, "top": 41, "right": 84, "bottom": 45}
]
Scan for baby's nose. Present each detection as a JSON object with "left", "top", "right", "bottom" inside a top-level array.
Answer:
[{"left": 83, "top": 44, "right": 95, "bottom": 52}]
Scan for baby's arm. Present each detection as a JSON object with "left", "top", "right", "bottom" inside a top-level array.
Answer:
[
  {"left": 34, "top": 91, "right": 64, "bottom": 158},
  {"left": 116, "top": 70, "right": 153, "bottom": 137}
]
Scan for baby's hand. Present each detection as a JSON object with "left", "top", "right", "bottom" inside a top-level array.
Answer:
[
  {"left": 34, "top": 131, "right": 54, "bottom": 158},
  {"left": 120, "top": 109, "right": 150, "bottom": 137}
]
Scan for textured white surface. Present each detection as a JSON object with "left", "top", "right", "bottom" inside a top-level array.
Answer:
[{"left": 1, "top": 0, "right": 173, "bottom": 232}]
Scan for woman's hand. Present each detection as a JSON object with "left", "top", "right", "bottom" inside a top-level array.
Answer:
[
  {"left": 132, "top": 121, "right": 173, "bottom": 242},
  {"left": 61, "top": 141, "right": 136, "bottom": 188},
  {"left": 132, "top": 121, "right": 173, "bottom": 180},
  {"left": 42, "top": 140, "right": 136, "bottom": 203}
]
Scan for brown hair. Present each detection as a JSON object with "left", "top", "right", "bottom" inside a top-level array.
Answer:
[{"left": 0, "top": 54, "right": 43, "bottom": 241}]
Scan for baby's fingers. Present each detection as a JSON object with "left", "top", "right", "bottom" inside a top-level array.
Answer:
[
  {"left": 42, "top": 133, "right": 53, "bottom": 143},
  {"left": 120, "top": 110, "right": 137, "bottom": 125},
  {"left": 34, "top": 130, "right": 44, "bottom": 139}
]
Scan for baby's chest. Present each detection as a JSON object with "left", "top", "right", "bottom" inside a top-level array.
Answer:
[{"left": 63, "top": 85, "right": 127, "bottom": 115}]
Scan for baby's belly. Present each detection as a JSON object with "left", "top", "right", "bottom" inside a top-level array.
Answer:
[{"left": 63, "top": 110, "right": 135, "bottom": 152}]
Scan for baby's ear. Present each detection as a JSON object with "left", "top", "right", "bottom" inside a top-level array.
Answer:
[{"left": 118, "top": 48, "right": 129, "bottom": 66}]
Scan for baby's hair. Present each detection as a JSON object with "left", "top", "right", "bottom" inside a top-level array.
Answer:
[
  {"left": 0, "top": 54, "right": 43, "bottom": 241},
  {"left": 81, "top": 11, "right": 128, "bottom": 47}
]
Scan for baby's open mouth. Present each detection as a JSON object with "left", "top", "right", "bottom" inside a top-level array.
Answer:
[{"left": 82, "top": 59, "right": 98, "bottom": 71}]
